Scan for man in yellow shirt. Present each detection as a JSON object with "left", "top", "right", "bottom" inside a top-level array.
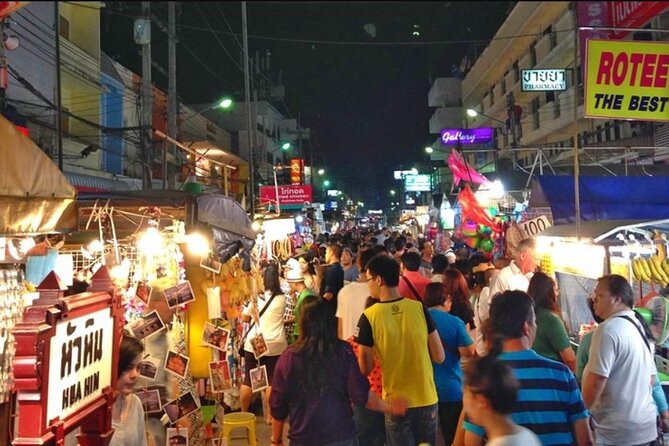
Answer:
[{"left": 356, "top": 253, "right": 445, "bottom": 446}]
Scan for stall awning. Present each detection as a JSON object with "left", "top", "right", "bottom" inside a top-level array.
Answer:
[
  {"left": 65, "top": 172, "right": 132, "bottom": 193},
  {"left": 0, "top": 114, "right": 77, "bottom": 235},
  {"left": 537, "top": 218, "right": 669, "bottom": 244},
  {"left": 537, "top": 175, "right": 669, "bottom": 225}
]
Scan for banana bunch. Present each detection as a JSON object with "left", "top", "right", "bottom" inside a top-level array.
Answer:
[{"left": 632, "top": 255, "right": 669, "bottom": 286}]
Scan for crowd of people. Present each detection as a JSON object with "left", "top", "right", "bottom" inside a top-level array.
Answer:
[{"left": 244, "top": 227, "right": 666, "bottom": 446}]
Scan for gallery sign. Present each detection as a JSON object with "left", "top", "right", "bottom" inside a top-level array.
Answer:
[
  {"left": 47, "top": 308, "right": 114, "bottom": 424},
  {"left": 585, "top": 39, "right": 669, "bottom": 121},
  {"left": 440, "top": 128, "right": 494, "bottom": 146},
  {"left": 521, "top": 69, "right": 567, "bottom": 91},
  {"left": 259, "top": 185, "right": 313, "bottom": 206}
]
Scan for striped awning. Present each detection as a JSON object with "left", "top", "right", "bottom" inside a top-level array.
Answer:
[{"left": 64, "top": 172, "right": 132, "bottom": 193}]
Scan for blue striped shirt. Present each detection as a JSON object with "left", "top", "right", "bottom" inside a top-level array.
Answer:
[{"left": 464, "top": 349, "right": 589, "bottom": 446}]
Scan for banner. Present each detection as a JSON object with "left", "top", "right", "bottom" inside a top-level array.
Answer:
[
  {"left": 259, "top": 185, "right": 312, "bottom": 207},
  {"left": 584, "top": 39, "right": 669, "bottom": 121}
]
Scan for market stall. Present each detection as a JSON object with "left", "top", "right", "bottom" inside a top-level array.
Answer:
[{"left": 0, "top": 114, "right": 78, "bottom": 444}]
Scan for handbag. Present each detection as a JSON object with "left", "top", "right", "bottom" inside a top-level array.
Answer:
[{"left": 237, "top": 293, "right": 277, "bottom": 356}]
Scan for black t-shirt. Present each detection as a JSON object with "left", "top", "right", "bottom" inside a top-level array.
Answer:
[{"left": 319, "top": 262, "right": 344, "bottom": 320}]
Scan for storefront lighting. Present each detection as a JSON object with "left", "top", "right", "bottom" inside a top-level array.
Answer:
[
  {"left": 87, "top": 239, "right": 104, "bottom": 253},
  {"left": 138, "top": 227, "right": 163, "bottom": 256},
  {"left": 251, "top": 220, "right": 262, "bottom": 232},
  {"left": 185, "top": 232, "right": 210, "bottom": 257},
  {"left": 490, "top": 180, "right": 505, "bottom": 199},
  {"left": 295, "top": 215, "right": 304, "bottom": 224}
]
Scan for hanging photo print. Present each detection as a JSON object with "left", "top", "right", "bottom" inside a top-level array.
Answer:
[
  {"left": 128, "top": 310, "right": 166, "bottom": 340},
  {"left": 209, "top": 360, "right": 233, "bottom": 393},
  {"left": 163, "top": 391, "right": 200, "bottom": 424},
  {"left": 164, "top": 350, "right": 190, "bottom": 378},
  {"left": 250, "top": 365, "right": 269, "bottom": 393},
  {"left": 136, "top": 388, "right": 163, "bottom": 414},
  {"left": 202, "top": 322, "right": 230, "bottom": 351},
  {"left": 200, "top": 253, "right": 222, "bottom": 274},
  {"left": 164, "top": 281, "right": 196, "bottom": 308}
]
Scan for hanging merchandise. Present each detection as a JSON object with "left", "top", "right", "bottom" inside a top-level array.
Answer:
[
  {"left": 448, "top": 149, "right": 493, "bottom": 187},
  {"left": 457, "top": 184, "right": 502, "bottom": 233}
]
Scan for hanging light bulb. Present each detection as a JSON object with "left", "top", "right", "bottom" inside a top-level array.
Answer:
[
  {"left": 138, "top": 227, "right": 163, "bottom": 256},
  {"left": 186, "top": 232, "right": 209, "bottom": 257}
]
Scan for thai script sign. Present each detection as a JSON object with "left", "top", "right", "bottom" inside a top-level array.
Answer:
[
  {"left": 585, "top": 39, "right": 669, "bottom": 121},
  {"left": 46, "top": 308, "right": 113, "bottom": 425},
  {"left": 259, "top": 185, "right": 313, "bottom": 206},
  {"left": 521, "top": 69, "right": 567, "bottom": 91},
  {"left": 290, "top": 158, "right": 304, "bottom": 185},
  {"left": 440, "top": 128, "right": 494, "bottom": 146}
]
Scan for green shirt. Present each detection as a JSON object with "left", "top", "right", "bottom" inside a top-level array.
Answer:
[
  {"left": 292, "top": 288, "right": 316, "bottom": 338},
  {"left": 532, "top": 307, "right": 571, "bottom": 362}
]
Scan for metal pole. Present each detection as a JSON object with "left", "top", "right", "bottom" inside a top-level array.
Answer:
[
  {"left": 167, "top": 1, "right": 177, "bottom": 189},
  {"left": 0, "top": 19, "right": 7, "bottom": 114},
  {"left": 242, "top": 2, "right": 254, "bottom": 217},
  {"left": 141, "top": 1, "right": 153, "bottom": 189},
  {"left": 54, "top": 3, "right": 63, "bottom": 171},
  {"left": 573, "top": 3, "right": 581, "bottom": 239}
]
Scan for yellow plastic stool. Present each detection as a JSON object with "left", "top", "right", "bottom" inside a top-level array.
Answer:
[{"left": 220, "top": 412, "right": 257, "bottom": 445}]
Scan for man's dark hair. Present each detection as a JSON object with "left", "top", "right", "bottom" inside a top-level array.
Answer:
[
  {"left": 431, "top": 254, "right": 448, "bottom": 274},
  {"left": 366, "top": 253, "right": 400, "bottom": 287},
  {"left": 358, "top": 247, "right": 380, "bottom": 273},
  {"left": 328, "top": 244, "right": 342, "bottom": 260},
  {"left": 489, "top": 290, "right": 534, "bottom": 343},
  {"left": 400, "top": 251, "right": 421, "bottom": 272},
  {"left": 598, "top": 274, "right": 635, "bottom": 308},
  {"left": 394, "top": 237, "right": 406, "bottom": 252}
]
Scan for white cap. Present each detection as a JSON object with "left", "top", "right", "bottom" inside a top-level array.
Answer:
[{"left": 285, "top": 268, "right": 304, "bottom": 282}]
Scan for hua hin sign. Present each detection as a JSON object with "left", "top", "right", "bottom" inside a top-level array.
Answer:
[
  {"left": 440, "top": 128, "right": 494, "bottom": 146},
  {"left": 46, "top": 308, "right": 114, "bottom": 425},
  {"left": 521, "top": 69, "right": 567, "bottom": 92}
]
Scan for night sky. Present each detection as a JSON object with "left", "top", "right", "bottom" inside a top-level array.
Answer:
[{"left": 102, "top": 1, "right": 511, "bottom": 208}]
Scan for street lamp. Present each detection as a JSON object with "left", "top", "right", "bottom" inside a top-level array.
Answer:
[
  {"left": 182, "top": 96, "right": 234, "bottom": 124},
  {"left": 281, "top": 142, "right": 292, "bottom": 151},
  {"left": 466, "top": 108, "right": 505, "bottom": 125},
  {"left": 317, "top": 168, "right": 325, "bottom": 175},
  {"left": 323, "top": 180, "right": 331, "bottom": 187},
  {"left": 425, "top": 147, "right": 434, "bottom": 154},
  {"left": 390, "top": 189, "right": 396, "bottom": 196}
]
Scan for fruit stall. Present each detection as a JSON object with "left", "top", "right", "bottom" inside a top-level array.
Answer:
[{"left": 536, "top": 218, "right": 669, "bottom": 380}]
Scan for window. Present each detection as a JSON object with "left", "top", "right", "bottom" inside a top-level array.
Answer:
[
  {"left": 544, "top": 25, "right": 557, "bottom": 49},
  {"left": 59, "top": 16, "right": 70, "bottom": 39},
  {"left": 531, "top": 97, "right": 540, "bottom": 130},
  {"left": 545, "top": 91, "right": 555, "bottom": 103},
  {"left": 613, "top": 121, "right": 621, "bottom": 140},
  {"left": 501, "top": 72, "right": 508, "bottom": 94},
  {"left": 604, "top": 122, "right": 611, "bottom": 142},
  {"left": 513, "top": 61, "right": 519, "bottom": 83},
  {"left": 529, "top": 43, "right": 537, "bottom": 67},
  {"left": 267, "top": 153, "right": 274, "bottom": 164},
  {"left": 596, "top": 125, "right": 603, "bottom": 143},
  {"left": 490, "top": 86, "right": 495, "bottom": 103},
  {"left": 553, "top": 94, "right": 561, "bottom": 119}
]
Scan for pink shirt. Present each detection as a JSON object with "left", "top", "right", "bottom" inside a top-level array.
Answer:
[{"left": 397, "top": 271, "right": 432, "bottom": 302}]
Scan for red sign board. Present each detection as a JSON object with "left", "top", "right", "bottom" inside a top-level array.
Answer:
[{"left": 260, "top": 185, "right": 312, "bottom": 207}]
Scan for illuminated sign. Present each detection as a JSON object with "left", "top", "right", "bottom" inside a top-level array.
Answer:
[
  {"left": 404, "top": 174, "right": 432, "bottom": 192},
  {"left": 47, "top": 308, "right": 114, "bottom": 424},
  {"left": 585, "top": 40, "right": 669, "bottom": 121},
  {"left": 259, "top": 185, "right": 313, "bottom": 206},
  {"left": 327, "top": 189, "right": 340, "bottom": 197},
  {"left": 440, "top": 128, "right": 494, "bottom": 145},
  {"left": 368, "top": 210, "right": 383, "bottom": 215},
  {"left": 521, "top": 69, "right": 567, "bottom": 91},
  {"left": 290, "top": 158, "right": 304, "bottom": 185},
  {"left": 393, "top": 170, "right": 416, "bottom": 180}
]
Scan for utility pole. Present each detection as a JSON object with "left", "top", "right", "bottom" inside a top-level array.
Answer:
[
  {"left": 242, "top": 2, "right": 254, "bottom": 217},
  {"left": 141, "top": 1, "right": 153, "bottom": 189},
  {"left": 0, "top": 18, "right": 7, "bottom": 114},
  {"left": 54, "top": 3, "right": 63, "bottom": 171},
  {"left": 573, "top": 2, "right": 581, "bottom": 239},
  {"left": 167, "top": 1, "right": 177, "bottom": 189}
]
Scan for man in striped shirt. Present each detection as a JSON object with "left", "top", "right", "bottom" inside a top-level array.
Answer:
[{"left": 464, "top": 290, "right": 593, "bottom": 446}]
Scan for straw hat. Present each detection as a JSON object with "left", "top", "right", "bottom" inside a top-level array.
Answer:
[{"left": 285, "top": 267, "right": 304, "bottom": 282}]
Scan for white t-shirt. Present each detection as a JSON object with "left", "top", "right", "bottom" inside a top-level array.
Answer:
[
  {"left": 486, "top": 426, "right": 541, "bottom": 446},
  {"left": 488, "top": 261, "right": 531, "bottom": 299},
  {"left": 473, "top": 286, "right": 492, "bottom": 355},
  {"left": 109, "top": 394, "right": 148, "bottom": 446},
  {"left": 335, "top": 281, "right": 370, "bottom": 340},
  {"left": 431, "top": 273, "right": 445, "bottom": 283},
  {"left": 243, "top": 291, "right": 288, "bottom": 356},
  {"left": 584, "top": 310, "right": 657, "bottom": 445}
]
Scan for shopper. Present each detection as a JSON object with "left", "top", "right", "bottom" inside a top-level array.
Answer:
[
  {"left": 270, "top": 295, "right": 407, "bottom": 446},
  {"left": 442, "top": 269, "right": 476, "bottom": 331},
  {"left": 424, "top": 282, "right": 476, "bottom": 446},
  {"left": 397, "top": 251, "right": 431, "bottom": 302},
  {"left": 341, "top": 247, "right": 359, "bottom": 283},
  {"left": 319, "top": 244, "right": 345, "bottom": 326},
  {"left": 356, "top": 253, "right": 445, "bottom": 446},
  {"left": 582, "top": 274, "right": 657, "bottom": 446},
  {"left": 488, "top": 237, "right": 537, "bottom": 298},
  {"left": 240, "top": 264, "right": 287, "bottom": 415},
  {"left": 336, "top": 247, "right": 378, "bottom": 341},
  {"left": 464, "top": 290, "right": 592, "bottom": 446},
  {"left": 110, "top": 335, "right": 148, "bottom": 446},
  {"left": 527, "top": 272, "right": 576, "bottom": 372},
  {"left": 430, "top": 253, "right": 449, "bottom": 283},
  {"left": 463, "top": 355, "right": 541, "bottom": 446}
]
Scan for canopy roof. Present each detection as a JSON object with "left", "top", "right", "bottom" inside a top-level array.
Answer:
[
  {"left": 538, "top": 218, "right": 669, "bottom": 245},
  {"left": 0, "top": 114, "right": 77, "bottom": 235}
]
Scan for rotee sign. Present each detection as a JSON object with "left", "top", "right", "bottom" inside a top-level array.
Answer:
[{"left": 585, "top": 39, "right": 669, "bottom": 121}]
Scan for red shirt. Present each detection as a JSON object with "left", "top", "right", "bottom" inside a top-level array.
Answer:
[
  {"left": 397, "top": 270, "right": 431, "bottom": 302},
  {"left": 347, "top": 337, "right": 382, "bottom": 397}
]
